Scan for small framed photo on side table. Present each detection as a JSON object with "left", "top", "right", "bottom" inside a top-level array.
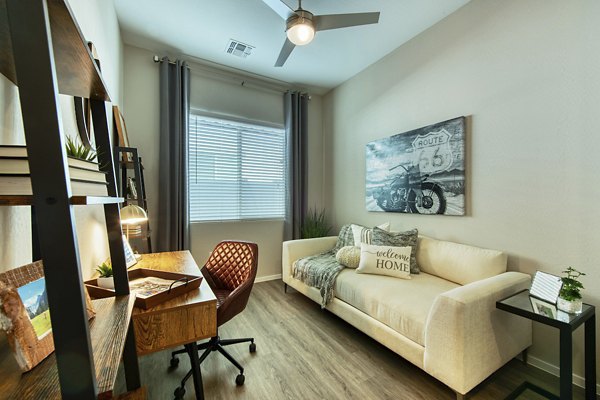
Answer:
[{"left": 530, "top": 296, "right": 558, "bottom": 319}]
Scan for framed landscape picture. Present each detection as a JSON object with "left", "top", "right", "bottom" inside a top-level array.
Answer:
[
  {"left": 0, "top": 261, "right": 55, "bottom": 371},
  {"left": 366, "top": 116, "right": 466, "bottom": 215},
  {"left": 0, "top": 260, "right": 95, "bottom": 372}
]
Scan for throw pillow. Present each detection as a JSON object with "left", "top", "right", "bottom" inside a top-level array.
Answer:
[
  {"left": 351, "top": 222, "right": 391, "bottom": 246},
  {"left": 335, "top": 246, "right": 361, "bottom": 269},
  {"left": 335, "top": 224, "right": 355, "bottom": 250},
  {"left": 371, "top": 227, "right": 420, "bottom": 274},
  {"left": 356, "top": 243, "right": 411, "bottom": 279}
]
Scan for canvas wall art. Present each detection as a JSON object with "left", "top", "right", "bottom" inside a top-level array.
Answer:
[{"left": 366, "top": 117, "right": 466, "bottom": 215}]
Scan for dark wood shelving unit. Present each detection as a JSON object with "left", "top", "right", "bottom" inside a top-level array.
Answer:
[
  {"left": 0, "top": 0, "right": 143, "bottom": 398},
  {"left": 0, "top": 0, "right": 110, "bottom": 100},
  {"left": 7, "top": 296, "right": 136, "bottom": 399},
  {"left": 0, "top": 195, "right": 125, "bottom": 206}
]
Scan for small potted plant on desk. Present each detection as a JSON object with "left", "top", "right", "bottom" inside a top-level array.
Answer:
[
  {"left": 96, "top": 262, "right": 114, "bottom": 290},
  {"left": 557, "top": 267, "right": 585, "bottom": 314}
]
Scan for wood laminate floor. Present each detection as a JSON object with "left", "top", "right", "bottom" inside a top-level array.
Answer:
[{"left": 115, "top": 280, "right": 594, "bottom": 400}]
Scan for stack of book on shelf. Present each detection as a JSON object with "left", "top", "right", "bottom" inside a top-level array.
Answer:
[{"left": 0, "top": 145, "right": 108, "bottom": 196}]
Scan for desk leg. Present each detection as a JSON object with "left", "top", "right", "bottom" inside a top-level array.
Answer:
[
  {"left": 585, "top": 315, "right": 596, "bottom": 400},
  {"left": 560, "top": 327, "right": 573, "bottom": 400},
  {"left": 186, "top": 342, "right": 204, "bottom": 400}
]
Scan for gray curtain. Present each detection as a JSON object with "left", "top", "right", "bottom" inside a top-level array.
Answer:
[
  {"left": 284, "top": 91, "right": 308, "bottom": 240},
  {"left": 157, "top": 58, "right": 190, "bottom": 251}
]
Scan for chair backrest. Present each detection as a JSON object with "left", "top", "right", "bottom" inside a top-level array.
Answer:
[{"left": 204, "top": 241, "right": 258, "bottom": 291}]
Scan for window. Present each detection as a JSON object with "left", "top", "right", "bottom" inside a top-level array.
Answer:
[{"left": 189, "top": 113, "right": 286, "bottom": 222}]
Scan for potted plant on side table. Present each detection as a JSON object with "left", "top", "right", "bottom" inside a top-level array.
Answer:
[
  {"left": 557, "top": 267, "right": 585, "bottom": 314},
  {"left": 96, "top": 262, "right": 114, "bottom": 290}
]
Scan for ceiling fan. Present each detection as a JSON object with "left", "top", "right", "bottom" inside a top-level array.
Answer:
[{"left": 261, "top": 0, "right": 380, "bottom": 67}]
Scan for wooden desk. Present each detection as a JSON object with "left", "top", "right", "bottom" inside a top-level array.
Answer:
[{"left": 129, "top": 251, "right": 217, "bottom": 356}]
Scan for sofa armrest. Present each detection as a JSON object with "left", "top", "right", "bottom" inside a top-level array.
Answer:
[
  {"left": 424, "top": 271, "right": 533, "bottom": 395},
  {"left": 282, "top": 236, "right": 338, "bottom": 282}
]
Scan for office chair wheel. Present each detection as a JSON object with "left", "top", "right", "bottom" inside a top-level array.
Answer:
[
  {"left": 170, "top": 356, "right": 180, "bottom": 368},
  {"left": 236, "top": 373, "right": 245, "bottom": 386},
  {"left": 249, "top": 342, "right": 256, "bottom": 353},
  {"left": 174, "top": 386, "right": 185, "bottom": 399}
]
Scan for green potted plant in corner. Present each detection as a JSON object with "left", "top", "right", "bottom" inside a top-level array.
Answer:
[
  {"left": 557, "top": 267, "right": 585, "bottom": 314},
  {"left": 301, "top": 208, "right": 331, "bottom": 239},
  {"left": 96, "top": 262, "right": 114, "bottom": 289}
]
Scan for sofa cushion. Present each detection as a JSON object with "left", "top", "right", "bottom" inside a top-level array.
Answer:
[
  {"left": 371, "top": 227, "right": 420, "bottom": 274},
  {"left": 334, "top": 270, "right": 459, "bottom": 345},
  {"left": 416, "top": 236, "right": 507, "bottom": 286},
  {"left": 356, "top": 243, "right": 411, "bottom": 279}
]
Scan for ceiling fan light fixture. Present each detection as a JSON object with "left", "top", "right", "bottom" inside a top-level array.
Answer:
[{"left": 286, "top": 11, "right": 315, "bottom": 46}]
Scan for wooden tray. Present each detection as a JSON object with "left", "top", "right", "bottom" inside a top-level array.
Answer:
[{"left": 85, "top": 268, "right": 202, "bottom": 309}]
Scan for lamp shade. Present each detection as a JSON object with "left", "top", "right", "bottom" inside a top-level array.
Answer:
[
  {"left": 120, "top": 205, "right": 148, "bottom": 225},
  {"left": 286, "top": 12, "right": 315, "bottom": 46}
]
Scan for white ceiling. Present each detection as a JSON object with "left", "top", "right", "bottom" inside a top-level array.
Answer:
[{"left": 115, "top": 0, "right": 470, "bottom": 93}]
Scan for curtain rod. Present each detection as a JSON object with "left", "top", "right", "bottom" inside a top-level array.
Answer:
[{"left": 153, "top": 55, "right": 310, "bottom": 98}]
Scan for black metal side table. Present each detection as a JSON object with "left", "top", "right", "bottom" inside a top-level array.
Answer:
[{"left": 496, "top": 289, "right": 596, "bottom": 400}]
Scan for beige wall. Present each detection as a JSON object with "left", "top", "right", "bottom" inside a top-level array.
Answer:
[
  {"left": 323, "top": 0, "right": 599, "bottom": 390},
  {"left": 123, "top": 44, "right": 324, "bottom": 279},
  {"left": 0, "top": 0, "right": 123, "bottom": 278}
]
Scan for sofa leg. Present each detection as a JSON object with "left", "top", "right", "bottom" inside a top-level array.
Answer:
[
  {"left": 455, "top": 391, "right": 467, "bottom": 400},
  {"left": 521, "top": 348, "right": 528, "bottom": 364},
  {"left": 284, "top": 283, "right": 288, "bottom": 293}
]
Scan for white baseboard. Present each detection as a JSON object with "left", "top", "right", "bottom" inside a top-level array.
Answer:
[
  {"left": 255, "top": 274, "right": 282, "bottom": 283},
  {"left": 528, "top": 354, "right": 600, "bottom": 395}
]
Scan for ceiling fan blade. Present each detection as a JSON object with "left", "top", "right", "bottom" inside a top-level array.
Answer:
[
  {"left": 275, "top": 38, "right": 296, "bottom": 67},
  {"left": 261, "top": 0, "right": 295, "bottom": 20},
  {"left": 314, "top": 12, "right": 380, "bottom": 31}
]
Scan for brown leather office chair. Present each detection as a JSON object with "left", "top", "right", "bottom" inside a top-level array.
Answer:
[{"left": 170, "top": 241, "right": 258, "bottom": 397}]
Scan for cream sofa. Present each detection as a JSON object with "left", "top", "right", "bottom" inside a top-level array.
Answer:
[{"left": 282, "top": 235, "right": 532, "bottom": 399}]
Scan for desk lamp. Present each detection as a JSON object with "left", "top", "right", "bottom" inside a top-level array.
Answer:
[{"left": 120, "top": 204, "right": 148, "bottom": 242}]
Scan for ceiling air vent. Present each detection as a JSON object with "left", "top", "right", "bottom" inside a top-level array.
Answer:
[{"left": 225, "top": 39, "right": 254, "bottom": 58}]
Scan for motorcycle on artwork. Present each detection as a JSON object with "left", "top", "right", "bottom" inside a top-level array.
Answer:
[{"left": 373, "top": 163, "right": 446, "bottom": 214}]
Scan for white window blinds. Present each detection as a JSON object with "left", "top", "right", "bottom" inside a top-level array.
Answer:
[{"left": 189, "top": 113, "right": 286, "bottom": 222}]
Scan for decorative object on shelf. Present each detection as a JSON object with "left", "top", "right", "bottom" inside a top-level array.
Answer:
[
  {"left": 65, "top": 135, "right": 97, "bottom": 162},
  {"left": 95, "top": 262, "right": 114, "bottom": 289},
  {"left": 300, "top": 208, "right": 331, "bottom": 238},
  {"left": 127, "top": 177, "right": 137, "bottom": 199},
  {"left": 0, "top": 261, "right": 53, "bottom": 371},
  {"left": 366, "top": 117, "right": 466, "bottom": 216},
  {"left": 557, "top": 267, "right": 585, "bottom": 314},
  {"left": 113, "top": 105, "right": 133, "bottom": 161},
  {"left": 529, "top": 270, "right": 562, "bottom": 304},
  {"left": 529, "top": 296, "right": 558, "bottom": 318},
  {"left": 122, "top": 235, "right": 138, "bottom": 268}
]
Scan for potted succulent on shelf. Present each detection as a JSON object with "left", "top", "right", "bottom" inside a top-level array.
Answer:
[
  {"left": 65, "top": 135, "right": 97, "bottom": 162},
  {"left": 557, "top": 267, "right": 585, "bottom": 314},
  {"left": 96, "top": 262, "right": 114, "bottom": 289}
]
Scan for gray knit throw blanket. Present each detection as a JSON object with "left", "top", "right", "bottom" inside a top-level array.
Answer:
[{"left": 292, "top": 224, "right": 353, "bottom": 308}]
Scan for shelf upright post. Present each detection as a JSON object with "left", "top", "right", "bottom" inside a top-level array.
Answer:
[
  {"left": 6, "top": 0, "right": 97, "bottom": 398},
  {"left": 90, "top": 100, "right": 130, "bottom": 295},
  {"left": 91, "top": 99, "right": 142, "bottom": 391}
]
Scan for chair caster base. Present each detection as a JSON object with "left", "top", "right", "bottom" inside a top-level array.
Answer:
[
  {"left": 174, "top": 386, "right": 185, "bottom": 399},
  {"left": 236, "top": 373, "right": 245, "bottom": 386},
  {"left": 249, "top": 342, "right": 256, "bottom": 353},
  {"left": 170, "top": 357, "right": 180, "bottom": 368}
]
